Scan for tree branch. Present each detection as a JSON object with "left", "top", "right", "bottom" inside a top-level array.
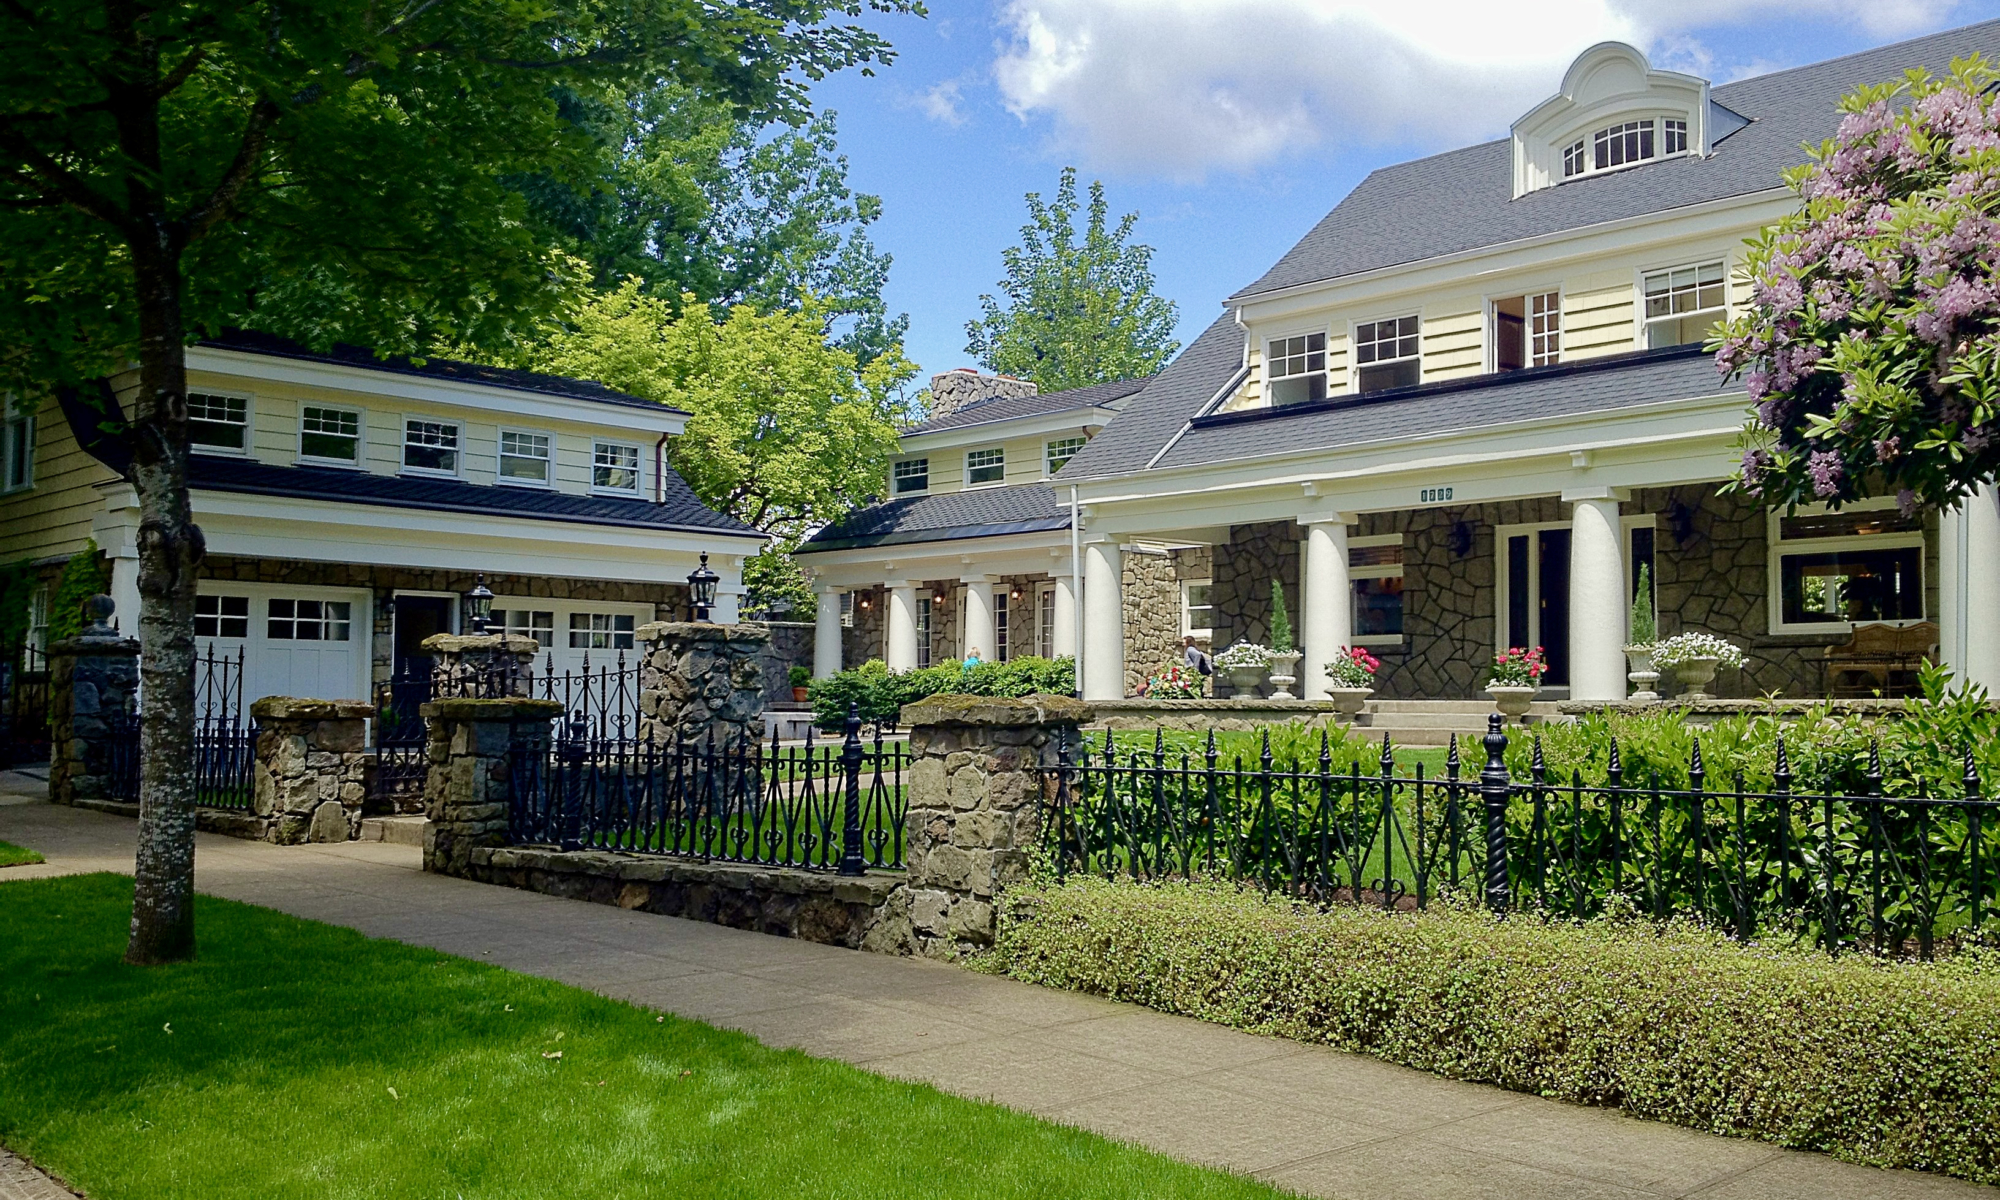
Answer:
[
  {"left": 175, "top": 96, "right": 277, "bottom": 240},
  {"left": 0, "top": 125, "right": 130, "bottom": 228},
  {"left": 151, "top": 46, "right": 208, "bottom": 100}
]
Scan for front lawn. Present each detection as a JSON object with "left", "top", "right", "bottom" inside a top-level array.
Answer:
[
  {"left": 0, "top": 875, "right": 1287, "bottom": 1200},
  {"left": 0, "top": 840, "right": 43, "bottom": 867}
]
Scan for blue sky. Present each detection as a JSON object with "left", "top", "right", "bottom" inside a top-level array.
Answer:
[{"left": 810, "top": 0, "right": 2000, "bottom": 384}]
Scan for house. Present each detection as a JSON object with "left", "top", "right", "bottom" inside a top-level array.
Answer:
[
  {"left": 1, "top": 330, "right": 765, "bottom": 706},
  {"left": 801, "top": 25, "right": 2000, "bottom": 704}
]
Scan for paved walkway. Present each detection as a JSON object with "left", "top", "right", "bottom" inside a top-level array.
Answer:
[{"left": 0, "top": 773, "right": 1990, "bottom": 1200}]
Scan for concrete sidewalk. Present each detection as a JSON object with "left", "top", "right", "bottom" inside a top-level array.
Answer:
[{"left": 0, "top": 772, "right": 1988, "bottom": 1200}]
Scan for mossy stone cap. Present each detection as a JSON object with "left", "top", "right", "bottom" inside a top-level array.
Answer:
[
  {"left": 421, "top": 697, "right": 566, "bottom": 720},
  {"left": 250, "top": 697, "right": 376, "bottom": 721},
  {"left": 900, "top": 693, "right": 1094, "bottom": 728}
]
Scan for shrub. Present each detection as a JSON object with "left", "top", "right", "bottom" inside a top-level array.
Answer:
[
  {"left": 989, "top": 875, "right": 2000, "bottom": 1184},
  {"left": 48, "top": 541, "right": 109, "bottom": 644},
  {"left": 787, "top": 665, "right": 812, "bottom": 690},
  {"left": 807, "top": 655, "right": 1075, "bottom": 730},
  {"left": 1629, "top": 564, "right": 1655, "bottom": 645},
  {"left": 1323, "top": 646, "right": 1379, "bottom": 689},
  {"left": 1267, "top": 582, "right": 1292, "bottom": 655}
]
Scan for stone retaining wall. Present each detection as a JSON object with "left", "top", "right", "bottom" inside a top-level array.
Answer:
[
  {"left": 637, "top": 621, "right": 768, "bottom": 746},
  {"left": 248, "top": 697, "right": 375, "bottom": 843}
]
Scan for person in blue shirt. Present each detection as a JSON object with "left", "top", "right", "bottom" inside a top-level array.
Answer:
[{"left": 963, "top": 647, "right": 983, "bottom": 669}]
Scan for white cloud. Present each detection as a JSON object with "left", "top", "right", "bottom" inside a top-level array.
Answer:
[
  {"left": 922, "top": 79, "right": 969, "bottom": 126},
  {"left": 990, "top": 0, "right": 1965, "bottom": 178}
]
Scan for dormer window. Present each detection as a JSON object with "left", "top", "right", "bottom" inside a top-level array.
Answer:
[
  {"left": 1593, "top": 120, "right": 1653, "bottom": 171},
  {"left": 1266, "top": 333, "right": 1327, "bottom": 406},
  {"left": 1512, "top": 44, "right": 1716, "bottom": 198},
  {"left": 1354, "top": 317, "right": 1420, "bottom": 394},
  {"left": 1663, "top": 119, "right": 1688, "bottom": 154}
]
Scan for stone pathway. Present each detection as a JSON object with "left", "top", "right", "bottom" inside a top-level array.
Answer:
[
  {"left": 0, "top": 772, "right": 1990, "bottom": 1200},
  {"left": 0, "top": 1150, "right": 77, "bottom": 1200}
]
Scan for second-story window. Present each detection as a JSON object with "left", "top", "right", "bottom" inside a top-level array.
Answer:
[
  {"left": 592, "top": 441, "right": 640, "bottom": 493},
  {"left": 299, "top": 406, "right": 360, "bottom": 464},
  {"left": 893, "top": 458, "right": 929, "bottom": 494},
  {"left": 1354, "top": 316, "right": 1420, "bottom": 393},
  {"left": 1643, "top": 261, "right": 1726, "bottom": 349},
  {"left": 1663, "top": 118, "right": 1688, "bottom": 154},
  {"left": 403, "top": 419, "right": 459, "bottom": 475},
  {"left": 1, "top": 396, "right": 32, "bottom": 494},
  {"left": 966, "top": 447, "right": 1004, "bottom": 486},
  {"left": 188, "top": 392, "right": 248, "bottom": 453},
  {"left": 1045, "top": 437, "right": 1086, "bottom": 475},
  {"left": 499, "top": 430, "right": 551, "bottom": 485},
  {"left": 1494, "top": 292, "right": 1560, "bottom": 371},
  {"left": 1266, "top": 333, "right": 1327, "bottom": 406}
]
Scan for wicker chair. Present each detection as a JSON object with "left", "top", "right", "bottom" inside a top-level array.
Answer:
[{"left": 1824, "top": 621, "right": 1937, "bottom": 698}]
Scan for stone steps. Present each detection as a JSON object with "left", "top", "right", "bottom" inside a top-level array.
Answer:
[{"left": 360, "top": 815, "right": 426, "bottom": 846}]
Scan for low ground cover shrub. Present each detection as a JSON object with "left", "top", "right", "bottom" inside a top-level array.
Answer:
[
  {"left": 809, "top": 656, "right": 1075, "bottom": 730},
  {"left": 989, "top": 874, "right": 2000, "bottom": 1183}
]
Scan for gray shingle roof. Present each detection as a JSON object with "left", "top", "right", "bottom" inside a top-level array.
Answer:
[
  {"left": 904, "top": 376, "right": 1152, "bottom": 435},
  {"left": 799, "top": 484, "right": 1070, "bottom": 552},
  {"left": 1232, "top": 20, "right": 2000, "bottom": 301},
  {"left": 1051, "top": 313, "right": 1245, "bottom": 482}
]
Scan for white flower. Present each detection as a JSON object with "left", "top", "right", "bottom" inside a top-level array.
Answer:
[
  {"left": 1213, "top": 641, "right": 1272, "bottom": 669},
  {"left": 1651, "top": 632, "right": 1747, "bottom": 670}
]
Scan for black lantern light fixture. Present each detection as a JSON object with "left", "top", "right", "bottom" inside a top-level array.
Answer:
[
  {"left": 688, "top": 552, "right": 720, "bottom": 622},
  {"left": 464, "top": 574, "right": 495, "bottom": 634}
]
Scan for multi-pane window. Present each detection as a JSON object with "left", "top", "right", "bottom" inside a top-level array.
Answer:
[
  {"left": 592, "top": 441, "right": 640, "bottom": 492},
  {"left": 267, "top": 598, "right": 352, "bottom": 642},
  {"left": 1182, "top": 580, "right": 1213, "bottom": 636},
  {"left": 1266, "top": 333, "right": 1328, "bottom": 406},
  {"left": 893, "top": 458, "right": 929, "bottom": 494},
  {"left": 26, "top": 586, "right": 49, "bottom": 658},
  {"left": 567, "top": 611, "right": 635, "bottom": 650},
  {"left": 1038, "top": 585, "right": 1056, "bottom": 658},
  {"left": 1663, "top": 118, "right": 1688, "bottom": 155},
  {"left": 840, "top": 592, "right": 855, "bottom": 628},
  {"left": 299, "top": 406, "right": 360, "bottom": 463},
  {"left": 1354, "top": 316, "right": 1420, "bottom": 393},
  {"left": 1562, "top": 138, "right": 1587, "bottom": 178},
  {"left": 499, "top": 430, "right": 551, "bottom": 484},
  {"left": 1593, "top": 120, "right": 1654, "bottom": 171},
  {"left": 915, "top": 591, "right": 932, "bottom": 669},
  {"left": 995, "top": 591, "right": 1010, "bottom": 662},
  {"left": 194, "top": 594, "right": 249, "bottom": 639},
  {"left": 1, "top": 397, "right": 31, "bottom": 493},
  {"left": 491, "top": 608, "right": 554, "bottom": 643},
  {"left": 1643, "top": 261, "right": 1726, "bottom": 349},
  {"left": 1771, "top": 507, "right": 1925, "bottom": 632},
  {"left": 1493, "top": 292, "right": 1559, "bottom": 371},
  {"left": 1530, "top": 292, "right": 1561, "bottom": 366},
  {"left": 1350, "top": 540, "right": 1405, "bottom": 644},
  {"left": 1045, "top": 437, "right": 1087, "bottom": 475},
  {"left": 403, "top": 419, "right": 459, "bottom": 474},
  {"left": 188, "top": 393, "right": 248, "bottom": 452},
  {"left": 966, "top": 448, "right": 1005, "bottom": 486}
]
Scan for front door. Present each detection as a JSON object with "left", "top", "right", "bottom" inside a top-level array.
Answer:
[
  {"left": 1500, "top": 528, "right": 1572, "bottom": 687},
  {"left": 392, "top": 595, "right": 455, "bottom": 677}
]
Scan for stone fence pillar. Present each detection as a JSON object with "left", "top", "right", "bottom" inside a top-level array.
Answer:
[
  {"left": 250, "top": 698, "right": 375, "bottom": 843},
  {"left": 424, "top": 633, "right": 541, "bottom": 696},
  {"left": 637, "top": 622, "right": 768, "bottom": 745},
  {"left": 422, "top": 697, "right": 563, "bottom": 875},
  {"left": 49, "top": 595, "right": 140, "bottom": 806},
  {"left": 898, "top": 694, "right": 1092, "bottom": 958}
]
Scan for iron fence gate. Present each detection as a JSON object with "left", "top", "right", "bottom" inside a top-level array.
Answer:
[
  {"left": 370, "top": 665, "right": 433, "bottom": 812},
  {"left": 0, "top": 639, "right": 49, "bottom": 768},
  {"left": 108, "top": 644, "right": 254, "bottom": 808}
]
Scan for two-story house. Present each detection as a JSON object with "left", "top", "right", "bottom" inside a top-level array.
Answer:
[
  {"left": 2, "top": 329, "right": 765, "bottom": 706},
  {"left": 802, "top": 25, "right": 2000, "bottom": 706}
]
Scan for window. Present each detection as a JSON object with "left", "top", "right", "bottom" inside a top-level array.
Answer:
[
  {"left": 495, "top": 430, "right": 551, "bottom": 485},
  {"left": 1182, "top": 580, "right": 1213, "bottom": 637},
  {"left": 1770, "top": 505, "right": 1926, "bottom": 632},
  {"left": 1643, "top": 261, "right": 1726, "bottom": 349},
  {"left": 1663, "top": 118, "right": 1688, "bottom": 155},
  {"left": 491, "top": 608, "right": 554, "bottom": 643},
  {"left": 915, "top": 591, "right": 932, "bottom": 669},
  {"left": 893, "top": 458, "right": 929, "bottom": 494},
  {"left": 995, "top": 590, "right": 1010, "bottom": 662},
  {"left": 1493, "top": 292, "right": 1560, "bottom": 372},
  {"left": 966, "top": 447, "right": 1005, "bottom": 486},
  {"left": 267, "top": 598, "right": 352, "bottom": 642},
  {"left": 1562, "top": 138, "right": 1587, "bottom": 178},
  {"left": 1350, "top": 538, "right": 1405, "bottom": 645},
  {"left": 188, "top": 392, "right": 248, "bottom": 453},
  {"left": 194, "top": 594, "right": 249, "bottom": 639},
  {"left": 592, "top": 441, "right": 640, "bottom": 493},
  {"left": 1, "top": 397, "right": 31, "bottom": 493},
  {"left": 299, "top": 406, "right": 360, "bottom": 463},
  {"left": 568, "top": 611, "right": 635, "bottom": 650},
  {"left": 1037, "top": 584, "right": 1056, "bottom": 658},
  {"left": 1045, "top": 437, "right": 1086, "bottom": 475},
  {"left": 26, "top": 586, "right": 49, "bottom": 659},
  {"left": 1266, "top": 333, "right": 1327, "bottom": 406},
  {"left": 1593, "top": 120, "right": 1654, "bottom": 171},
  {"left": 1354, "top": 316, "right": 1420, "bottom": 393},
  {"left": 403, "top": 419, "right": 459, "bottom": 474}
]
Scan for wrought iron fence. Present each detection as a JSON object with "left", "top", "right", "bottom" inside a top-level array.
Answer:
[
  {"left": 107, "top": 644, "right": 255, "bottom": 809},
  {"left": 507, "top": 707, "right": 908, "bottom": 873},
  {"left": 0, "top": 639, "right": 50, "bottom": 768},
  {"left": 370, "top": 664, "right": 433, "bottom": 811},
  {"left": 1040, "top": 716, "right": 2000, "bottom": 958}
]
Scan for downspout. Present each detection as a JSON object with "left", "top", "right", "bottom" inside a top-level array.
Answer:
[{"left": 1070, "top": 484, "right": 1084, "bottom": 697}]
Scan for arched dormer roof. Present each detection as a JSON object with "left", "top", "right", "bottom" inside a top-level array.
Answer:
[{"left": 1511, "top": 43, "right": 1728, "bottom": 198}]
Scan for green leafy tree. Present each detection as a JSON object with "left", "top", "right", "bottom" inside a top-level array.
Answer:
[
  {"left": 964, "top": 168, "right": 1181, "bottom": 393},
  {"left": 0, "top": 0, "right": 911, "bottom": 965},
  {"left": 742, "top": 547, "right": 818, "bottom": 617}
]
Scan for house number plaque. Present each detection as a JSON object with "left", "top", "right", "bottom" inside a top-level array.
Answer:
[{"left": 1418, "top": 486, "right": 1455, "bottom": 504}]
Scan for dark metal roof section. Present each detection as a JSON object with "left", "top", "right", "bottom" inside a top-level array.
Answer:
[
  {"left": 903, "top": 375, "right": 1153, "bottom": 435},
  {"left": 188, "top": 456, "right": 761, "bottom": 538},
  {"left": 800, "top": 484, "right": 1070, "bottom": 552},
  {"left": 199, "top": 329, "right": 686, "bottom": 415}
]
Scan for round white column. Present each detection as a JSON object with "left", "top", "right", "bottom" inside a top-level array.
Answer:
[
  {"left": 813, "top": 588, "right": 843, "bottom": 679},
  {"left": 1299, "top": 516, "right": 1353, "bottom": 701},
  {"left": 960, "top": 576, "right": 996, "bottom": 664},
  {"left": 1941, "top": 483, "right": 2000, "bottom": 693},
  {"left": 884, "top": 583, "right": 919, "bottom": 673},
  {"left": 1082, "top": 540, "right": 1125, "bottom": 700},
  {"left": 1051, "top": 574, "right": 1078, "bottom": 658},
  {"left": 1566, "top": 491, "right": 1628, "bottom": 703}
]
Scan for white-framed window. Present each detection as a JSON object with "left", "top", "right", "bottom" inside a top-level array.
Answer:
[
  {"left": 491, "top": 608, "right": 554, "bottom": 643},
  {"left": 1562, "top": 116, "right": 1691, "bottom": 181},
  {"left": 1767, "top": 502, "right": 1926, "bottom": 635},
  {"left": 1037, "top": 582, "right": 1057, "bottom": 658},
  {"left": 1265, "top": 332, "right": 1328, "bottom": 406},
  {"left": 568, "top": 611, "right": 635, "bottom": 650},
  {"left": 1, "top": 396, "right": 32, "bottom": 493},
  {"left": 1594, "top": 120, "right": 1653, "bottom": 171},
  {"left": 1350, "top": 536, "right": 1405, "bottom": 647},
  {"left": 194, "top": 594, "right": 250, "bottom": 639},
  {"left": 1643, "top": 261, "right": 1726, "bottom": 349},
  {"left": 402, "top": 418, "right": 459, "bottom": 475},
  {"left": 1182, "top": 579, "right": 1213, "bottom": 637},
  {"left": 1562, "top": 138, "right": 1586, "bottom": 178},
  {"left": 498, "top": 429, "right": 552, "bottom": 486},
  {"left": 26, "top": 586, "right": 50, "bottom": 659},
  {"left": 840, "top": 592, "right": 855, "bottom": 628},
  {"left": 298, "top": 405, "right": 361, "bottom": 464},
  {"left": 995, "top": 590, "right": 1010, "bottom": 661},
  {"left": 1664, "top": 118, "right": 1688, "bottom": 154},
  {"left": 1493, "top": 291, "right": 1560, "bottom": 372},
  {"left": 893, "top": 458, "right": 929, "bottom": 495},
  {"left": 188, "top": 392, "right": 249, "bottom": 454},
  {"left": 966, "top": 447, "right": 1005, "bottom": 487},
  {"left": 915, "top": 589, "right": 933, "bottom": 669},
  {"left": 1354, "top": 316, "right": 1420, "bottom": 394},
  {"left": 267, "top": 598, "right": 352, "bottom": 642},
  {"left": 1045, "top": 437, "right": 1086, "bottom": 476},
  {"left": 592, "top": 441, "right": 640, "bottom": 493}
]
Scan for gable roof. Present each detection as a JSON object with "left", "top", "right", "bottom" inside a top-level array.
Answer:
[
  {"left": 1051, "top": 313, "right": 1245, "bottom": 482},
  {"left": 902, "top": 375, "right": 1153, "bottom": 436},
  {"left": 798, "top": 484, "right": 1069, "bottom": 552}
]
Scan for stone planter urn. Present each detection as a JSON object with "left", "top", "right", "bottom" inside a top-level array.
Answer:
[
  {"left": 1671, "top": 656, "right": 1722, "bottom": 701},
  {"left": 1624, "top": 644, "right": 1660, "bottom": 703},
  {"left": 1224, "top": 664, "right": 1267, "bottom": 697},
  {"left": 1266, "top": 651, "right": 1301, "bottom": 700},
  {"left": 1326, "top": 686, "right": 1373, "bottom": 717},
  {"left": 1486, "top": 684, "right": 1538, "bottom": 722}
]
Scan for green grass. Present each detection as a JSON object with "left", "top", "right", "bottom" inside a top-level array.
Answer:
[
  {"left": 0, "top": 840, "right": 43, "bottom": 867},
  {"left": 0, "top": 875, "right": 1289, "bottom": 1200}
]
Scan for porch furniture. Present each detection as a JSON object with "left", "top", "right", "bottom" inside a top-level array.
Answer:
[{"left": 1826, "top": 621, "right": 1937, "bottom": 698}]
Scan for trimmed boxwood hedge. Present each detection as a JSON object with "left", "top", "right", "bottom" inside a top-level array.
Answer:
[
  {"left": 808, "top": 656, "right": 1075, "bottom": 731},
  {"left": 988, "top": 876, "right": 2000, "bottom": 1184}
]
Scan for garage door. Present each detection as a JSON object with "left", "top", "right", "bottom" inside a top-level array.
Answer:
[
  {"left": 490, "top": 599, "right": 653, "bottom": 678},
  {"left": 195, "top": 584, "right": 373, "bottom": 704}
]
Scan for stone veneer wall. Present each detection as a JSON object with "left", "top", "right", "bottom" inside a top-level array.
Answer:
[
  {"left": 636, "top": 621, "right": 768, "bottom": 746},
  {"left": 1211, "top": 523, "right": 1302, "bottom": 656},
  {"left": 249, "top": 698, "right": 374, "bottom": 843},
  {"left": 47, "top": 601, "right": 140, "bottom": 806},
  {"left": 841, "top": 585, "right": 885, "bottom": 667},
  {"left": 1122, "top": 550, "right": 1181, "bottom": 694}
]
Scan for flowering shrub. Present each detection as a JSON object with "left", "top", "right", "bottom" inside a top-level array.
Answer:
[
  {"left": 1324, "top": 646, "right": 1380, "bottom": 689},
  {"left": 1145, "top": 663, "right": 1204, "bottom": 698},
  {"left": 1486, "top": 646, "right": 1547, "bottom": 688},
  {"left": 1651, "top": 631, "right": 1748, "bottom": 671},
  {"left": 1212, "top": 641, "right": 1271, "bottom": 670},
  {"left": 1716, "top": 57, "right": 2000, "bottom": 512}
]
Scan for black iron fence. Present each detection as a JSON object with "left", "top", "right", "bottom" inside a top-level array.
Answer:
[
  {"left": 507, "top": 707, "right": 908, "bottom": 873},
  {"left": 0, "top": 640, "right": 50, "bottom": 768},
  {"left": 1041, "top": 716, "right": 1999, "bottom": 958},
  {"left": 370, "top": 664, "right": 433, "bottom": 811},
  {"left": 107, "top": 644, "right": 255, "bottom": 809}
]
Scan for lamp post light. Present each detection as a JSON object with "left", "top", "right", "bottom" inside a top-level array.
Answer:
[
  {"left": 688, "top": 552, "right": 720, "bottom": 622},
  {"left": 464, "top": 575, "right": 495, "bottom": 635}
]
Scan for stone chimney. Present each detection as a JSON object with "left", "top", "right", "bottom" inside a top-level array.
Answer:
[{"left": 927, "top": 368, "right": 1037, "bottom": 422}]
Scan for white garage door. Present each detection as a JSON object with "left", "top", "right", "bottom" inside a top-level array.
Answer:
[
  {"left": 490, "top": 598, "right": 654, "bottom": 677},
  {"left": 195, "top": 584, "right": 373, "bottom": 705}
]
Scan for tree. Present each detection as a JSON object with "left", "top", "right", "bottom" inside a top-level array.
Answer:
[
  {"left": 964, "top": 167, "right": 1181, "bottom": 394},
  {"left": 1718, "top": 57, "right": 2000, "bottom": 514},
  {"left": 0, "top": 0, "right": 912, "bottom": 964}
]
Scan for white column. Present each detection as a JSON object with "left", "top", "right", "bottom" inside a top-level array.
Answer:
[
  {"left": 884, "top": 583, "right": 919, "bottom": 673},
  {"left": 109, "top": 551, "right": 141, "bottom": 639},
  {"left": 960, "top": 575, "right": 995, "bottom": 664},
  {"left": 1299, "top": 515, "right": 1353, "bottom": 701},
  {"left": 1565, "top": 488, "right": 1629, "bottom": 703},
  {"left": 813, "top": 588, "right": 844, "bottom": 679},
  {"left": 1082, "top": 540, "right": 1125, "bottom": 700},
  {"left": 712, "top": 587, "right": 742, "bottom": 624},
  {"left": 1051, "top": 573, "right": 1078, "bottom": 658},
  {"left": 1941, "top": 483, "right": 2000, "bottom": 693}
]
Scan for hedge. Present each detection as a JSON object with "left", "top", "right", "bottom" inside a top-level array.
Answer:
[
  {"left": 808, "top": 656, "right": 1075, "bottom": 730},
  {"left": 988, "top": 875, "right": 2000, "bottom": 1184}
]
